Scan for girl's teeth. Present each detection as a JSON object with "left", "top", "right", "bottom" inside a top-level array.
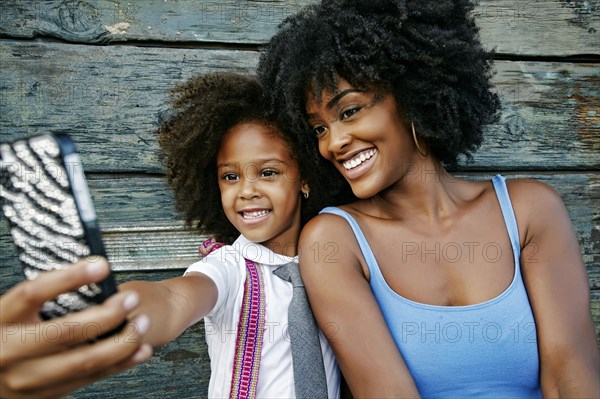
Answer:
[
  {"left": 243, "top": 210, "right": 269, "bottom": 219},
  {"left": 343, "top": 149, "right": 376, "bottom": 170}
]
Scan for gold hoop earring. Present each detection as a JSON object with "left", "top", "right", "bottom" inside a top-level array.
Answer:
[
  {"left": 412, "top": 122, "right": 429, "bottom": 157},
  {"left": 303, "top": 191, "right": 309, "bottom": 199}
]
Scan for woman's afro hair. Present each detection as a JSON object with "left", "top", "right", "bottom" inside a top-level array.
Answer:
[
  {"left": 157, "top": 72, "right": 338, "bottom": 244},
  {"left": 258, "top": 0, "right": 501, "bottom": 167}
]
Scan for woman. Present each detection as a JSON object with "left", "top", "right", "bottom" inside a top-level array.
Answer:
[{"left": 257, "top": 0, "right": 600, "bottom": 397}]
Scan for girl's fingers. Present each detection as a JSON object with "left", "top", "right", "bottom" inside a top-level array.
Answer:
[
  {"left": 31, "top": 344, "right": 154, "bottom": 399},
  {"left": 0, "top": 258, "right": 110, "bottom": 322},
  {"left": 0, "top": 290, "right": 140, "bottom": 367},
  {"left": 0, "top": 315, "right": 152, "bottom": 397}
]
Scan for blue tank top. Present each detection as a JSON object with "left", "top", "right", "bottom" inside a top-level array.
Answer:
[{"left": 320, "top": 175, "right": 541, "bottom": 398}]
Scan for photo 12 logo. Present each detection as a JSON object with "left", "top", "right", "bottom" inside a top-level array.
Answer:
[{"left": 401, "top": 321, "right": 537, "bottom": 344}]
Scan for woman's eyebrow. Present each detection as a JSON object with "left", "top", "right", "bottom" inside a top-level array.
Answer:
[
  {"left": 306, "top": 88, "right": 363, "bottom": 119},
  {"left": 326, "top": 89, "right": 362, "bottom": 109}
]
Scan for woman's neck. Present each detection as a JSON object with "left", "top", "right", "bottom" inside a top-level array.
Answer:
[{"left": 366, "top": 159, "right": 467, "bottom": 227}]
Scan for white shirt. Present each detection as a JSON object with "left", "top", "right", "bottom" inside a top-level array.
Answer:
[{"left": 185, "top": 235, "right": 340, "bottom": 399}]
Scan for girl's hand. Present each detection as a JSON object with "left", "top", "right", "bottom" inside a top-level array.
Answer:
[{"left": 0, "top": 258, "right": 153, "bottom": 399}]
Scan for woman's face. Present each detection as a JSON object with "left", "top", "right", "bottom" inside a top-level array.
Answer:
[{"left": 306, "top": 79, "right": 416, "bottom": 198}]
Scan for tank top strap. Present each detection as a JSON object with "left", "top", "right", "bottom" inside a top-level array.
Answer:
[
  {"left": 319, "top": 207, "right": 382, "bottom": 279},
  {"left": 492, "top": 175, "right": 521, "bottom": 258}
]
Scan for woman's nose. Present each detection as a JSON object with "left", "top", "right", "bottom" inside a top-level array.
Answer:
[{"left": 325, "top": 122, "right": 352, "bottom": 155}]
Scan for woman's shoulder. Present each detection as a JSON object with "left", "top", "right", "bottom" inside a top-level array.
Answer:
[
  {"left": 301, "top": 208, "right": 357, "bottom": 242},
  {"left": 301, "top": 206, "right": 368, "bottom": 255},
  {"left": 504, "top": 177, "right": 566, "bottom": 215},
  {"left": 503, "top": 177, "right": 569, "bottom": 243}
]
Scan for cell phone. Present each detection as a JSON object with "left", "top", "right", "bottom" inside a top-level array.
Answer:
[{"left": 0, "top": 133, "right": 119, "bottom": 322}]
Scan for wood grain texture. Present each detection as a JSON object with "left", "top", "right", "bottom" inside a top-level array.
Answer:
[
  {"left": 0, "top": 40, "right": 257, "bottom": 173},
  {"left": 1, "top": 40, "right": 598, "bottom": 172},
  {"left": 475, "top": 0, "right": 600, "bottom": 56},
  {"left": 1, "top": 0, "right": 598, "bottom": 56}
]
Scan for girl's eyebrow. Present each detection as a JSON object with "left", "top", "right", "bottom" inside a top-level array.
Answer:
[{"left": 217, "top": 158, "right": 287, "bottom": 168}]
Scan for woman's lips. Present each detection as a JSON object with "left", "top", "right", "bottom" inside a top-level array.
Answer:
[{"left": 341, "top": 148, "right": 378, "bottom": 180}]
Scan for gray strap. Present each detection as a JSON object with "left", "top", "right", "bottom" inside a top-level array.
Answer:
[{"left": 273, "top": 262, "right": 328, "bottom": 398}]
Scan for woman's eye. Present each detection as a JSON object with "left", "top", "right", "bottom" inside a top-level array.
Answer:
[
  {"left": 312, "top": 125, "right": 327, "bottom": 137},
  {"left": 341, "top": 106, "right": 361, "bottom": 120}
]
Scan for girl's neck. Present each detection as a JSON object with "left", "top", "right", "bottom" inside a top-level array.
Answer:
[{"left": 262, "top": 238, "right": 299, "bottom": 257}]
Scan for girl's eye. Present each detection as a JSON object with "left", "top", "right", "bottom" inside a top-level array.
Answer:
[
  {"left": 312, "top": 125, "right": 327, "bottom": 137},
  {"left": 222, "top": 173, "right": 238, "bottom": 181},
  {"left": 261, "top": 169, "right": 279, "bottom": 179},
  {"left": 341, "top": 106, "right": 361, "bottom": 120}
]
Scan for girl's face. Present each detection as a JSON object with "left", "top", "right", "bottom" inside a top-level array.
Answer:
[
  {"left": 306, "top": 78, "right": 416, "bottom": 198},
  {"left": 217, "top": 122, "right": 308, "bottom": 255}
]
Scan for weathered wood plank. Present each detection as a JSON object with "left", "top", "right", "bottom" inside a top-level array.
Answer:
[
  {"left": 1, "top": 172, "right": 597, "bottom": 284},
  {"left": 592, "top": 290, "right": 600, "bottom": 342},
  {"left": 0, "top": 0, "right": 313, "bottom": 45},
  {"left": 1, "top": 40, "right": 598, "bottom": 171},
  {"left": 0, "top": 41, "right": 258, "bottom": 173},
  {"left": 475, "top": 0, "right": 600, "bottom": 56},
  {"left": 0, "top": 0, "right": 597, "bottom": 56},
  {"left": 469, "top": 61, "right": 599, "bottom": 169}
]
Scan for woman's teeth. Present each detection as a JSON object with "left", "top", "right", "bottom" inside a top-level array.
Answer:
[
  {"left": 343, "top": 149, "right": 377, "bottom": 170},
  {"left": 242, "top": 210, "right": 270, "bottom": 219}
]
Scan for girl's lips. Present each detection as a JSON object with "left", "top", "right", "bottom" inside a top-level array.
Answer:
[
  {"left": 238, "top": 209, "right": 271, "bottom": 225},
  {"left": 341, "top": 149, "right": 378, "bottom": 180}
]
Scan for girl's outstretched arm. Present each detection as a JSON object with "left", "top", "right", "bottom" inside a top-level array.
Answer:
[
  {"left": 299, "top": 214, "right": 420, "bottom": 398},
  {"left": 121, "top": 272, "right": 217, "bottom": 347},
  {"left": 512, "top": 180, "right": 600, "bottom": 397},
  {"left": 0, "top": 258, "right": 153, "bottom": 399}
]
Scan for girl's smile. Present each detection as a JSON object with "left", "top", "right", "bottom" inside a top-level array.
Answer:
[{"left": 238, "top": 208, "right": 271, "bottom": 224}]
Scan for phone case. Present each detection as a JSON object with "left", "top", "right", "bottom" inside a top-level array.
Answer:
[{"left": 0, "top": 133, "right": 118, "bottom": 320}]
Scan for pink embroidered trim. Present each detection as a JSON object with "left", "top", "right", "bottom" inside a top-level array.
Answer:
[
  {"left": 197, "top": 238, "right": 265, "bottom": 398},
  {"left": 198, "top": 237, "right": 224, "bottom": 256},
  {"left": 229, "top": 258, "right": 265, "bottom": 399}
]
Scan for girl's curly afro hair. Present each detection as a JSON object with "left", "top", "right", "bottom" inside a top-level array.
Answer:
[
  {"left": 157, "top": 72, "right": 338, "bottom": 244},
  {"left": 258, "top": 0, "right": 500, "bottom": 168}
]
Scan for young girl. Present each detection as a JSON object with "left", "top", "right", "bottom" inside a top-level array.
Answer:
[
  {"left": 258, "top": 0, "right": 600, "bottom": 397},
  {"left": 0, "top": 73, "right": 342, "bottom": 398},
  {"left": 120, "top": 72, "right": 341, "bottom": 398}
]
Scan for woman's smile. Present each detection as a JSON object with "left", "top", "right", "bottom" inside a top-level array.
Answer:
[{"left": 341, "top": 148, "right": 378, "bottom": 179}]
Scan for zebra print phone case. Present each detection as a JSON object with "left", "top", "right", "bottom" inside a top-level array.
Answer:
[{"left": 0, "top": 133, "right": 118, "bottom": 320}]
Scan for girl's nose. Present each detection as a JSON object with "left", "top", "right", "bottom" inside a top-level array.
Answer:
[{"left": 239, "top": 175, "right": 260, "bottom": 199}]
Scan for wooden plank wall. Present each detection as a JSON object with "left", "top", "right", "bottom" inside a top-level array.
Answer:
[{"left": 0, "top": 1, "right": 598, "bottom": 397}]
